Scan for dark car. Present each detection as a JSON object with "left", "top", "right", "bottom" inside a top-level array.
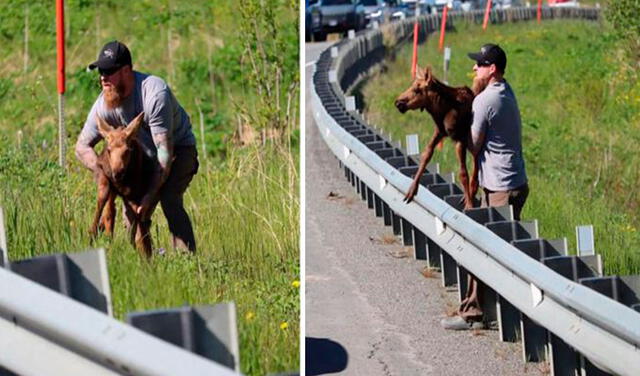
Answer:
[
  {"left": 362, "top": 0, "right": 389, "bottom": 26},
  {"left": 308, "top": 0, "right": 367, "bottom": 41},
  {"left": 306, "top": 0, "right": 317, "bottom": 41}
]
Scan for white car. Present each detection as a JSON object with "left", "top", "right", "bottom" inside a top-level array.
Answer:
[{"left": 549, "top": 0, "right": 580, "bottom": 8}]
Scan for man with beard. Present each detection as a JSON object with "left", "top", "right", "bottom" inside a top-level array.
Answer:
[
  {"left": 441, "top": 43, "right": 528, "bottom": 330},
  {"left": 75, "top": 41, "right": 199, "bottom": 253}
]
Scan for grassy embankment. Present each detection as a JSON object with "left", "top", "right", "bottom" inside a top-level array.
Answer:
[
  {"left": 0, "top": 1, "right": 299, "bottom": 374},
  {"left": 361, "top": 19, "right": 640, "bottom": 276}
]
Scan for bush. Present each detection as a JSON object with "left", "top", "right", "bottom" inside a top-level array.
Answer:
[{"left": 606, "top": 0, "right": 640, "bottom": 59}]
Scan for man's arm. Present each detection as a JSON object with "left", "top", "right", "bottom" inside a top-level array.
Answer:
[
  {"left": 137, "top": 89, "right": 175, "bottom": 219},
  {"left": 75, "top": 106, "right": 103, "bottom": 178},
  {"left": 467, "top": 97, "right": 488, "bottom": 156},
  {"left": 468, "top": 129, "right": 485, "bottom": 157},
  {"left": 144, "top": 132, "right": 174, "bottom": 199}
]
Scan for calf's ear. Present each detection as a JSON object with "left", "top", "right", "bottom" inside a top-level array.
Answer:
[
  {"left": 126, "top": 112, "right": 145, "bottom": 139},
  {"left": 424, "top": 65, "right": 433, "bottom": 82},
  {"left": 96, "top": 115, "right": 115, "bottom": 140},
  {"left": 415, "top": 65, "right": 425, "bottom": 80}
]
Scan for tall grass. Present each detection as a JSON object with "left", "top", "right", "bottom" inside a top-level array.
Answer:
[
  {"left": 0, "top": 0, "right": 299, "bottom": 374},
  {"left": 0, "top": 141, "right": 299, "bottom": 374},
  {"left": 362, "top": 19, "right": 640, "bottom": 276}
]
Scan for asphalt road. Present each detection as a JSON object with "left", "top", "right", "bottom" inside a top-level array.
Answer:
[{"left": 304, "top": 41, "right": 541, "bottom": 376}]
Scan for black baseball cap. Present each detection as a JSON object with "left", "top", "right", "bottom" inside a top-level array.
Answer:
[
  {"left": 88, "top": 41, "right": 132, "bottom": 72},
  {"left": 467, "top": 43, "right": 507, "bottom": 72}
]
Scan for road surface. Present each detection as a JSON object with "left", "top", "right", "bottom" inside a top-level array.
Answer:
[{"left": 305, "top": 41, "right": 540, "bottom": 376}]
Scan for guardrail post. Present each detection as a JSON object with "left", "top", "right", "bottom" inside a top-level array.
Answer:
[
  {"left": 0, "top": 207, "right": 7, "bottom": 268},
  {"left": 426, "top": 183, "right": 463, "bottom": 286},
  {"left": 374, "top": 194, "right": 384, "bottom": 218},
  {"left": 512, "top": 238, "right": 568, "bottom": 363},
  {"left": 543, "top": 252, "right": 603, "bottom": 375},
  {"left": 9, "top": 249, "right": 112, "bottom": 315},
  {"left": 401, "top": 218, "right": 413, "bottom": 246},
  {"left": 382, "top": 202, "right": 392, "bottom": 226},
  {"left": 345, "top": 96, "right": 356, "bottom": 113},
  {"left": 391, "top": 211, "right": 402, "bottom": 236},
  {"left": 486, "top": 220, "right": 539, "bottom": 342},
  {"left": 127, "top": 303, "right": 240, "bottom": 372},
  {"left": 405, "top": 134, "right": 419, "bottom": 156},
  {"left": 364, "top": 186, "right": 374, "bottom": 209},
  {"left": 360, "top": 181, "right": 367, "bottom": 201}
]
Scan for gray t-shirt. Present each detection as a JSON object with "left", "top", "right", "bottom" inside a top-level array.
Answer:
[
  {"left": 79, "top": 71, "right": 196, "bottom": 159},
  {"left": 471, "top": 80, "right": 527, "bottom": 191}
]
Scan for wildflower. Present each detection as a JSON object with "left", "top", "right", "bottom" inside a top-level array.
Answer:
[
  {"left": 245, "top": 311, "right": 255, "bottom": 321},
  {"left": 292, "top": 280, "right": 300, "bottom": 288},
  {"left": 280, "top": 322, "right": 288, "bottom": 330}
]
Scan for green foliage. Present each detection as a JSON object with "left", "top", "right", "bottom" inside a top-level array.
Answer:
[
  {"left": 237, "top": 0, "right": 300, "bottom": 132},
  {"left": 606, "top": 0, "right": 640, "bottom": 47},
  {"left": 0, "top": 0, "right": 299, "bottom": 374},
  {"left": 364, "top": 20, "right": 640, "bottom": 276}
]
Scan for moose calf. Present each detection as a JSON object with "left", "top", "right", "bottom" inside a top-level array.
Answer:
[
  {"left": 89, "top": 112, "right": 156, "bottom": 258},
  {"left": 394, "top": 66, "right": 478, "bottom": 209}
]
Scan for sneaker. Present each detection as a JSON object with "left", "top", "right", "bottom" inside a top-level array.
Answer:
[{"left": 440, "top": 316, "right": 485, "bottom": 331}]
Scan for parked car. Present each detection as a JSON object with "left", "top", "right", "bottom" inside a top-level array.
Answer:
[
  {"left": 389, "top": 0, "right": 431, "bottom": 21},
  {"left": 548, "top": 0, "right": 579, "bottom": 7},
  {"left": 362, "top": 0, "right": 389, "bottom": 26},
  {"left": 434, "top": 0, "right": 463, "bottom": 11},
  {"left": 308, "top": 0, "right": 367, "bottom": 41},
  {"left": 306, "top": 0, "right": 317, "bottom": 42}
]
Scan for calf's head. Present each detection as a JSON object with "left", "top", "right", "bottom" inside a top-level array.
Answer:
[
  {"left": 394, "top": 66, "right": 438, "bottom": 114},
  {"left": 96, "top": 112, "right": 144, "bottom": 180}
]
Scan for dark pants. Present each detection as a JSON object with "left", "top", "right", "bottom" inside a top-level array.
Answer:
[
  {"left": 160, "top": 145, "right": 199, "bottom": 252},
  {"left": 458, "top": 183, "right": 529, "bottom": 321},
  {"left": 123, "top": 145, "right": 199, "bottom": 252}
]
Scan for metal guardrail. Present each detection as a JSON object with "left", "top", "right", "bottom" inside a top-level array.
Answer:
[
  {"left": 311, "top": 6, "right": 640, "bottom": 376},
  {"left": 0, "top": 208, "right": 241, "bottom": 376}
]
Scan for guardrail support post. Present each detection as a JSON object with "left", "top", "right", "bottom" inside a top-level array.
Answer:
[
  {"left": 485, "top": 220, "right": 538, "bottom": 342},
  {"left": 374, "top": 195, "right": 383, "bottom": 218},
  {"left": 382, "top": 202, "right": 392, "bottom": 226},
  {"left": 9, "top": 249, "right": 112, "bottom": 315},
  {"left": 401, "top": 218, "right": 413, "bottom": 246},
  {"left": 0, "top": 207, "right": 7, "bottom": 268},
  {"left": 413, "top": 229, "right": 427, "bottom": 260},
  {"left": 127, "top": 303, "right": 240, "bottom": 372},
  {"left": 512, "top": 238, "right": 567, "bottom": 363},
  {"left": 391, "top": 211, "right": 402, "bottom": 236}
]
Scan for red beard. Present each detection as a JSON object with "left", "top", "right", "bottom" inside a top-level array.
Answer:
[
  {"left": 472, "top": 75, "right": 490, "bottom": 96},
  {"left": 103, "top": 83, "right": 125, "bottom": 109}
]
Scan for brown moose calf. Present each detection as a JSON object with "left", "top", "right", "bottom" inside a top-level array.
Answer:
[
  {"left": 89, "top": 112, "right": 156, "bottom": 258},
  {"left": 394, "top": 66, "right": 479, "bottom": 209}
]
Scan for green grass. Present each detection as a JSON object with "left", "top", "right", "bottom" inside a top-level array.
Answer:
[
  {"left": 0, "top": 0, "right": 299, "bottom": 374},
  {"left": 362, "top": 19, "right": 640, "bottom": 276}
]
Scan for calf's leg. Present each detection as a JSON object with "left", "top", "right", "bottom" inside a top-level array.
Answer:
[
  {"left": 404, "top": 128, "right": 444, "bottom": 203},
  {"left": 455, "top": 141, "right": 474, "bottom": 209},
  {"left": 90, "top": 174, "right": 111, "bottom": 238}
]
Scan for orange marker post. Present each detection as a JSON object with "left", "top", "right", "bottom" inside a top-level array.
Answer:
[
  {"left": 438, "top": 5, "right": 448, "bottom": 52},
  {"left": 537, "top": 0, "right": 542, "bottom": 24},
  {"left": 411, "top": 20, "right": 419, "bottom": 79},
  {"left": 482, "top": 0, "right": 492, "bottom": 31},
  {"left": 56, "top": 0, "right": 66, "bottom": 168}
]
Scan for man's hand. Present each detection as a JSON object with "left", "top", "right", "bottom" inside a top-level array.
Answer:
[
  {"left": 137, "top": 193, "right": 156, "bottom": 221},
  {"left": 403, "top": 180, "right": 419, "bottom": 204}
]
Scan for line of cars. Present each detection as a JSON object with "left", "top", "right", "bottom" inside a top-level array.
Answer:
[
  {"left": 305, "top": 0, "right": 583, "bottom": 43},
  {"left": 305, "top": 0, "right": 524, "bottom": 42}
]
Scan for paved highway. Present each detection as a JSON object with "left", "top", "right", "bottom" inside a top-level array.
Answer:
[{"left": 305, "top": 41, "right": 538, "bottom": 375}]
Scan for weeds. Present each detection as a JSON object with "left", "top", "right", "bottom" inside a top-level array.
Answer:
[
  {"left": 361, "top": 19, "right": 640, "bottom": 276},
  {"left": 0, "top": 0, "right": 299, "bottom": 374}
]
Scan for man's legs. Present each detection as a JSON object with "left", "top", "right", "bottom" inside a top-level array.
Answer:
[
  {"left": 446, "top": 184, "right": 529, "bottom": 329},
  {"left": 160, "top": 146, "right": 199, "bottom": 252}
]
